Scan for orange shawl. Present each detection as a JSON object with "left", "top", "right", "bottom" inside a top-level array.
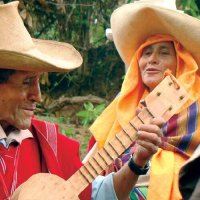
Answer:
[{"left": 90, "top": 34, "right": 200, "bottom": 199}]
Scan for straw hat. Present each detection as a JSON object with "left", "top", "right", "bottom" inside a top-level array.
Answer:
[
  {"left": 111, "top": 0, "right": 200, "bottom": 72},
  {"left": 0, "top": 1, "right": 82, "bottom": 72}
]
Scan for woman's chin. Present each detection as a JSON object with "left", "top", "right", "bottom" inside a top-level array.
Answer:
[{"left": 144, "top": 78, "right": 163, "bottom": 91}]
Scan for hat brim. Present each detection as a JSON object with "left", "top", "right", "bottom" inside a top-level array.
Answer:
[
  {"left": 0, "top": 39, "right": 82, "bottom": 72},
  {"left": 111, "top": 4, "right": 200, "bottom": 73}
]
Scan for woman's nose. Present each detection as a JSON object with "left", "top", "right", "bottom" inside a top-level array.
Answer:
[{"left": 148, "top": 52, "right": 159, "bottom": 64}]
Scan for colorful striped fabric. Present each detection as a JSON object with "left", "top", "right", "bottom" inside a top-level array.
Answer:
[
  {"left": 130, "top": 187, "right": 148, "bottom": 200},
  {"left": 161, "top": 100, "right": 200, "bottom": 157}
]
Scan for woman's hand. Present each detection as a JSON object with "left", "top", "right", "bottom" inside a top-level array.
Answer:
[{"left": 133, "top": 117, "right": 164, "bottom": 167}]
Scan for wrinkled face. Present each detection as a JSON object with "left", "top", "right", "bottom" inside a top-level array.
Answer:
[
  {"left": 138, "top": 42, "right": 177, "bottom": 91},
  {"left": 0, "top": 71, "right": 42, "bottom": 130}
]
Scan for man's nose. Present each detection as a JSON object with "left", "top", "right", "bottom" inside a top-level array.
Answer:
[{"left": 28, "top": 82, "right": 42, "bottom": 102}]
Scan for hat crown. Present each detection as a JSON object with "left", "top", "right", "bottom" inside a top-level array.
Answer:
[
  {"left": 0, "top": 1, "right": 34, "bottom": 52},
  {"left": 135, "top": 0, "right": 177, "bottom": 10}
]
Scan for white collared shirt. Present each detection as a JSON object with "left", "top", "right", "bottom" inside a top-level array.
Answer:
[{"left": 0, "top": 125, "right": 33, "bottom": 148}]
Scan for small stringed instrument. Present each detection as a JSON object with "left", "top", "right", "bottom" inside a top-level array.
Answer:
[{"left": 11, "top": 75, "right": 189, "bottom": 200}]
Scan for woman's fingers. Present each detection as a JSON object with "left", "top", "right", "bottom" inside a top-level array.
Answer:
[
  {"left": 138, "top": 124, "right": 163, "bottom": 138},
  {"left": 137, "top": 130, "right": 162, "bottom": 146},
  {"left": 150, "top": 117, "right": 165, "bottom": 128},
  {"left": 136, "top": 139, "right": 159, "bottom": 154}
]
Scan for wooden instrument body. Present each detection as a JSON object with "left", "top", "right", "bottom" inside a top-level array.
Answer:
[{"left": 11, "top": 75, "right": 189, "bottom": 200}]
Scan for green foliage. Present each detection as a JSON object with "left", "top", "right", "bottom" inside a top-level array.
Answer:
[
  {"left": 178, "top": 0, "right": 200, "bottom": 18},
  {"left": 79, "top": 132, "right": 91, "bottom": 157},
  {"left": 76, "top": 102, "right": 106, "bottom": 127},
  {"left": 63, "top": 127, "right": 76, "bottom": 138},
  {"left": 36, "top": 115, "right": 74, "bottom": 136},
  {"left": 36, "top": 115, "right": 69, "bottom": 124},
  {"left": 47, "top": 73, "right": 80, "bottom": 94},
  {"left": 90, "top": 22, "right": 105, "bottom": 47}
]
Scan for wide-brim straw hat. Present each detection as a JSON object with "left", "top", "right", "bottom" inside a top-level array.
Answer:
[
  {"left": 0, "top": 1, "right": 82, "bottom": 72},
  {"left": 111, "top": 0, "right": 200, "bottom": 73}
]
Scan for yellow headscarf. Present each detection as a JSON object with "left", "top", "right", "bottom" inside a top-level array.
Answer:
[{"left": 90, "top": 34, "right": 200, "bottom": 149}]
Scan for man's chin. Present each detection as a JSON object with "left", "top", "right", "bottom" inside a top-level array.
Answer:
[{"left": 16, "top": 120, "right": 32, "bottom": 130}]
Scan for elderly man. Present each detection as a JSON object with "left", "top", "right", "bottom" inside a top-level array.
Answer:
[{"left": 0, "top": 1, "right": 162, "bottom": 200}]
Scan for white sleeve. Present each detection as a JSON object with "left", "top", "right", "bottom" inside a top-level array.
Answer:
[{"left": 91, "top": 173, "right": 118, "bottom": 200}]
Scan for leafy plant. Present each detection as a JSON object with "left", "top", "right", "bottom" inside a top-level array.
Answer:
[
  {"left": 76, "top": 102, "right": 105, "bottom": 127},
  {"left": 179, "top": 0, "right": 200, "bottom": 18},
  {"left": 63, "top": 127, "right": 76, "bottom": 137}
]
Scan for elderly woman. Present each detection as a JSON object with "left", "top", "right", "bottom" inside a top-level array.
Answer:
[{"left": 88, "top": 1, "right": 200, "bottom": 200}]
